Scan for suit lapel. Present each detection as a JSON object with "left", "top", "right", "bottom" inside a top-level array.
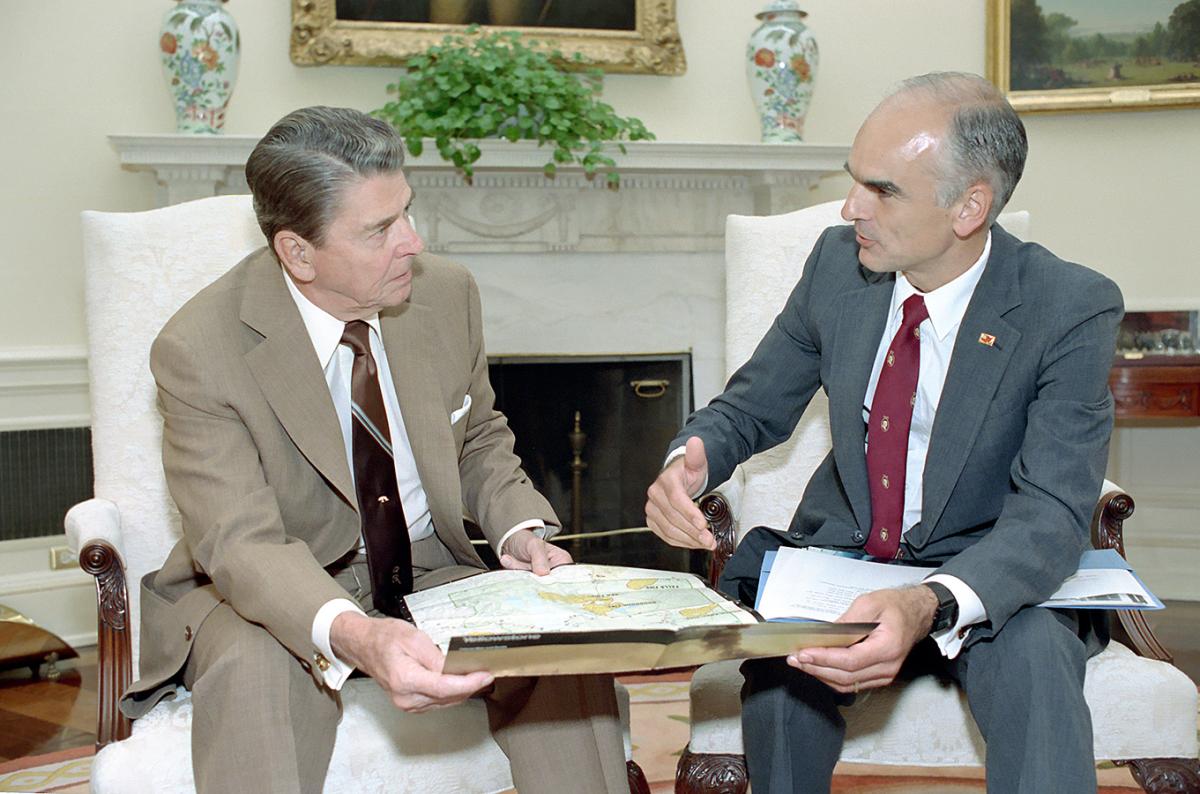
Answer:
[
  {"left": 828, "top": 272, "right": 894, "bottom": 533},
  {"left": 379, "top": 299, "right": 471, "bottom": 560},
  {"left": 239, "top": 252, "right": 356, "bottom": 508},
  {"left": 910, "top": 230, "right": 1023, "bottom": 545}
]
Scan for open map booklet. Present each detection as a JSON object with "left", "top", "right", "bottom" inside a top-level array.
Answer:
[{"left": 404, "top": 564, "right": 874, "bottom": 676}]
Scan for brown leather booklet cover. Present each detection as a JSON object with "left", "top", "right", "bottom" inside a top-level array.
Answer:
[{"left": 441, "top": 620, "right": 875, "bottom": 676}]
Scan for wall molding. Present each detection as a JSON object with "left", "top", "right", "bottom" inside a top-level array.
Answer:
[
  {"left": 108, "top": 135, "right": 849, "bottom": 240},
  {"left": 0, "top": 346, "right": 90, "bottom": 430},
  {"left": 0, "top": 535, "right": 98, "bottom": 648}
]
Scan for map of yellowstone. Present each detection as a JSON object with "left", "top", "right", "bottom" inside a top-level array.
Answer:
[{"left": 405, "top": 564, "right": 757, "bottom": 650}]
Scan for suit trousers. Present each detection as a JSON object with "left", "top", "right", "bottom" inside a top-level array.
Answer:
[
  {"left": 183, "top": 534, "right": 628, "bottom": 794},
  {"left": 739, "top": 606, "right": 1098, "bottom": 794}
]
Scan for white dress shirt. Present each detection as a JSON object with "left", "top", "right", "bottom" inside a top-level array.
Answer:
[
  {"left": 862, "top": 232, "right": 993, "bottom": 658},
  {"left": 280, "top": 269, "right": 544, "bottom": 688}
]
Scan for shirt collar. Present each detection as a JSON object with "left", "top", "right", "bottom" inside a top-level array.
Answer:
[
  {"left": 281, "top": 267, "right": 383, "bottom": 368},
  {"left": 892, "top": 230, "right": 991, "bottom": 342}
]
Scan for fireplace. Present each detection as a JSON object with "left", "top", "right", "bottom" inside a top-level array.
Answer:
[{"left": 487, "top": 353, "right": 702, "bottom": 573}]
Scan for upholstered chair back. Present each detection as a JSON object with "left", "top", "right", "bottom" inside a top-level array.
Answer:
[{"left": 79, "top": 195, "right": 265, "bottom": 667}]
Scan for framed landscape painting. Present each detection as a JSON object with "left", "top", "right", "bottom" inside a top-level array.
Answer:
[
  {"left": 986, "top": 0, "right": 1200, "bottom": 112},
  {"left": 291, "top": 0, "right": 685, "bottom": 75}
]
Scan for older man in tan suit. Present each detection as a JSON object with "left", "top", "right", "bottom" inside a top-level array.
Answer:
[{"left": 119, "top": 106, "right": 629, "bottom": 794}]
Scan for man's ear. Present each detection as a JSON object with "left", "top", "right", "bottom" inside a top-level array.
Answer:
[
  {"left": 952, "top": 182, "right": 993, "bottom": 238},
  {"left": 274, "top": 230, "right": 315, "bottom": 283}
]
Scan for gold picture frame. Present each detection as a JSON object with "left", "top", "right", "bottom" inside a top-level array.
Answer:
[
  {"left": 291, "top": 0, "right": 685, "bottom": 75},
  {"left": 986, "top": 0, "right": 1200, "bottom": 113}
]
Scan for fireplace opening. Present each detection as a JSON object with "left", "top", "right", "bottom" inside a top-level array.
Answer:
[{"left": 483, "top": 353, "right": 705, "bottom": 575}]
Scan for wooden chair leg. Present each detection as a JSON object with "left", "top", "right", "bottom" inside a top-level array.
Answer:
[
  {"left": 627, "top": 759, "right": 651, "bottom": 794},
  {"left": 1120, "top": 757, "right": 1200, "bottom": 793},
  {"left": 674, "top": 745, "right": 747, "bottom": 794}
]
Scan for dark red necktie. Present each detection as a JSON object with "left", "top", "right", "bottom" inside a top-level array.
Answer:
[
  {"left": 341, "top": 320, "right": 413, "bottom": 618},
  {"left": 865, "top": 294, "right": 929, "bottom": 559}
]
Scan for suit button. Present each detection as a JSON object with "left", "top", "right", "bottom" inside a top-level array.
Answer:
[
  {"left": 184, "top": 626, "right": 193, "bottom": 641},
  {"left": 788, "top": 530, "right": 803, "bottom": 540},
  {"left": 851, "top": 531, "right": 865, "bottom": 543}
]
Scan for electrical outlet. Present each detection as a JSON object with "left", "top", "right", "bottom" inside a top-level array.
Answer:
[{"left": 49, "top": 546, "right": 77, "bottom": 571}]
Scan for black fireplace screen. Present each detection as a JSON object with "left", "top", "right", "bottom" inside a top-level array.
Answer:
[{"left": 486, "top": 353, "right": 704, "bottom": 574}]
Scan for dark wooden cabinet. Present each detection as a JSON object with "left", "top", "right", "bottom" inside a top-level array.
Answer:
[{"left": 1110, "top": 359, "right": 1200, "bottom": 419}]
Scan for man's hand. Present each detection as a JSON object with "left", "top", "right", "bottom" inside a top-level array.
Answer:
[
  {"left": 499, "top": 529, "right": 572, "bottom": 576},
  {"left": 645, "top": 436, "right": 715, "bottom": 550},
  {"left": 330, "top": 612, "right": 493, "bottom": 712},
  {"left": 786, "top": 585, "right": 938, "bottom": 694}
]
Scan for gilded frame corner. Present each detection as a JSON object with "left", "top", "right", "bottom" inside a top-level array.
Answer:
[
  {"left": 290, "top": 0, "right": 685, "bottom": 75},
  {"left": 986, "top": 0, "right": 1200, "bottom": 114}
]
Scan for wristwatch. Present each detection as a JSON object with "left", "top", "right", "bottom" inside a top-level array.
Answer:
[{"left": 923, "top": 581, "right": 959, "bottom": 635}]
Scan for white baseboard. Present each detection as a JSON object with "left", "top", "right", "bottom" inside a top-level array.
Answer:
[
  {"left": 0, "top": 346, "right": 90, "bottom": 430},
  {"left": 0, "top": 535, "right": 98, "bottom": 647}
]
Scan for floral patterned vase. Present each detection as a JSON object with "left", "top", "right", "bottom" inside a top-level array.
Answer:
[
  {"left": 746, "top": 0, "right": 818, "bottom": 143},
  {"left": 159, "top": 0, "right": 240, "bottom": 134}
]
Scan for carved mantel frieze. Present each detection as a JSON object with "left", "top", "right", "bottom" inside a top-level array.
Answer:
[{"left": 109, "top": 135, "right": 849, "bottom": 253}]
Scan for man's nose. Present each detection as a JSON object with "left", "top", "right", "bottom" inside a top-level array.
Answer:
[
  {"left": 397, "top": 215, "right": 425, "bottom": 256},
  {"left": 841, "top": 184, "right": 866, "bottom": 222}
]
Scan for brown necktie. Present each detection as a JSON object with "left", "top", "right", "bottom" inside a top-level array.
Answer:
[
  {"left": 341, "top": 320, "right": 413, "bottom": 618},
  {"left": 865, "top": 294, "right": 929, "bottom": 559}
]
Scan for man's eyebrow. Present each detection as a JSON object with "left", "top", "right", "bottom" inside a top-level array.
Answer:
[
  {"left": 843, "top": 161, "right": 903, "bottom": 196},
  {"left": 362, "top": 191, "right": 417, "bottom": 233},
  {"left": 362, "top": 214, "right": 398, "bottom": 233}
]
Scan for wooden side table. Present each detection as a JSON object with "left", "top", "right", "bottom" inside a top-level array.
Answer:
[{"left": 1109, "top": 358, "right": 1200, "bottom": 419}]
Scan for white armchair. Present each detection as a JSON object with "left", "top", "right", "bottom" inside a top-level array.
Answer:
[
  {"left": 675, "top": 201, "right": 1200, "bottom": 793},
  {"left": 69, "top": 195, "right": 648, "bottom": 794}
]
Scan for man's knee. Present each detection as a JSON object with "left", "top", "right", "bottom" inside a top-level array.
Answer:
[
  {"left": 969, "top": 608, "right": 1087, "bottom": 672},
  {"left": 184, "top": 603, "right": 318, "bottom": 696}
]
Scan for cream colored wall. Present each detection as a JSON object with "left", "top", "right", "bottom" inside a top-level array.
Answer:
[{"left": 3, "top": 0, "right": 1196, "bottom": 354}]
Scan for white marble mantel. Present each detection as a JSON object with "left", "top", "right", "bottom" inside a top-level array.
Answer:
[
  {"left": 109, "top": 134, "right": 849, "bottom": 405},
  {"left": 109, "top": 135, "right": 848, "bottom": 253}
]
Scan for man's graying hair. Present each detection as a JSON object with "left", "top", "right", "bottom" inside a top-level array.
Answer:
[
  {"left": 885, "top": 72, "right": 1027, "bottom": 226},
  {"left": 245, "top": 106, "right": 406, "bottom": 250}
]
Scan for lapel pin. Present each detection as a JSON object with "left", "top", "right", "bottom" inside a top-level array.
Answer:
[{"left": 978, "top": 332, "right": 996, "bottom": 347}]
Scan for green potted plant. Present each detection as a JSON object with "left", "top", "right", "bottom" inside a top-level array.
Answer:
[{"left": 374, "top": 27, "right": 654, "bottom": 186}]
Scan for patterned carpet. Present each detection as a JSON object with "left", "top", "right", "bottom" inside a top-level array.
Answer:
[
  {"left": 0, "top": 675, "right": 1174, "bottom": 793},
  {"left": 0, "top": 746, "right": 91, "bottom": 793}
]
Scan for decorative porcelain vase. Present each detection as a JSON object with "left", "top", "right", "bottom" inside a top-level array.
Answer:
[
  {"left": 159, "top": 0, "right": 240, "bottom": 134},
  {"left": 746, "top": 0, "right": 819, "bottom": 143}
]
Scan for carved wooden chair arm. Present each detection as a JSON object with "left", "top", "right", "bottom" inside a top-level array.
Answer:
[
  {"left": 79, "top": 538, "right": 133, "bottom": 748},
  {"left": 1091, "top": 489, "right": 1173, "bottom": 663},
  {"left": 698, "top": 492, "right": 736, "bottom": 590}
]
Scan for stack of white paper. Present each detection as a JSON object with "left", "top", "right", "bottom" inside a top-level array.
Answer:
[{"left": 757, "top": 547, "right": 1162, "bottom": 622}]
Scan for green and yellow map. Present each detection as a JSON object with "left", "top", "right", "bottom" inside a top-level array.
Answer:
[{"left": 405, "top": 564, "right": 757, "bottom": 650}]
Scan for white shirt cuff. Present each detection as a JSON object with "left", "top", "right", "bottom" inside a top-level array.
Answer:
[
  {"left": 664, "top": 445, "right": 708, "bottom": 498},
  {"left": 923, "top": 573, "right": 987, "bottom": 660},
  {"left": 312, "top": 598, "right": 366, "bottom": 690},
  {"left": 496, "top": 519, "right": 549, "bottom": 557}
]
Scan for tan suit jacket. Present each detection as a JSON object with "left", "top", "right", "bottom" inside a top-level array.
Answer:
[{"left": 124, "top": 248, "right": 557, "bottom": 715}]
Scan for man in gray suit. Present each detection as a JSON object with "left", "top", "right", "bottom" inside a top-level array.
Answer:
[{"left": 646, "top": 72, "right": 1122, "bottom": 792}]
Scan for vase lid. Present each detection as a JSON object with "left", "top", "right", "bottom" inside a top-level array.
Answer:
[{"left": 756, "top": 0, "right": 807, "bottom": 20}]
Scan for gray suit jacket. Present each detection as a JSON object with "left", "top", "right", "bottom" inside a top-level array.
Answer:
[
  {"left": 676, "top": 224, "right": 1122, "bottom": 644},
  {"left": 124, "top": 248, "right": 556, "bottom": 715}
]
